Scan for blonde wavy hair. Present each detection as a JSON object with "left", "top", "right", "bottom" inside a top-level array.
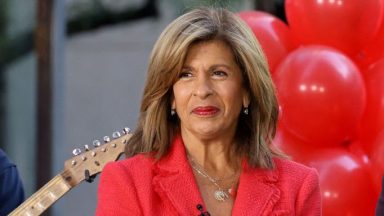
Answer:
[{"left": 126, "top": 7, "right": 281, "bottom": 169}]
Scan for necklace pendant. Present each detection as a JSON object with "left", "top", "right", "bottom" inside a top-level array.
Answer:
[{"left": 214, "top": 189, "right": 229, "bottom": 202}]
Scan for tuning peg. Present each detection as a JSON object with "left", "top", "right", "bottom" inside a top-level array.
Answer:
[
  {"left": 123, "top": 127, "right": 131, "bottom": 134},
  {"left": 72, "top": 148, "right": 81, "bottom": 156},
  {"left": 103, "top": 136, "right": 111, "bottom": 143},
  {"left": 112, "top": 131, "right": 121, "bottom": 139},
  {"left": 84, "top": 144, "right": 90, "bottom": 151},
  {"left": 93, "top": 139, "right": 101, "bottom": 147}
]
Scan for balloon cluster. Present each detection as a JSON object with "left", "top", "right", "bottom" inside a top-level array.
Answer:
[{"left": 239, "top": 0, "right": 384, "bottom": 215}]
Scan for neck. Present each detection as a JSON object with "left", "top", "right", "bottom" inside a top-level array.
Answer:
[{"left": 181, "top": 129, "right": 240, "bottom": 177}]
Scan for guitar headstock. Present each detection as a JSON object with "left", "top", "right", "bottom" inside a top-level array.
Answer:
[{"left": 63, "top": 128, "right": 132, "bottom": 186}]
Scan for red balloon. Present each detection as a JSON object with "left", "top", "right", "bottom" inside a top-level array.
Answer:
[
  {"left": 360, "top": 59, "right": 384, "bottom": 154},
  {"left": 368, "top": 130, "right": 384, "bottom": 193},
  {"left": 301, "top": 149, "right": 377, "bottom": 216},
  {"left": 273, "top": 125, "right": 319, "bottom": 163},
  {"left": 357, "top": 3, "right": 384, "bottom": 68},
  {"left": 285, "top": 0, "right": 383, "bottom": 57},
  {"left": 347, "top": 141, "right": 371, "bottom": 167},
  {"left": 238, "top": 11, "right": 298, "bottom": 73},
  {"left": 274, "top": 46, "right": 366, "bottom": 146}
]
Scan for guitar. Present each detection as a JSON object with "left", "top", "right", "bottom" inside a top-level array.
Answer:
[{"left": 8, "top": 128, "right": 132, "bottom": 216}]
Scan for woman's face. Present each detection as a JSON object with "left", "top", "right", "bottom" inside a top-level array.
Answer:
[{"left": 172, "top": 40, "right": 249, "bottom": 140}]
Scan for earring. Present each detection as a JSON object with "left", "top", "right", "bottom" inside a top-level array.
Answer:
[
  {"left": 171, "top": 109, "right": 176, "bottom": 116},
  {"left": 243, "top": 107, "right": 249, "bottom": 115}
]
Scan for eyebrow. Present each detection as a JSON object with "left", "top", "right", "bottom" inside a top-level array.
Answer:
[{"left": 181, "top": 64, "right": 232, "bottom": 70}]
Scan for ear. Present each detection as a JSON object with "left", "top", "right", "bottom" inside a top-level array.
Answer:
[
  {"left": 243, "top": 90, "right": 250, "bottom": 108},
  {"left": 171, "top": 97, "right": 176, "bottom": 109}
]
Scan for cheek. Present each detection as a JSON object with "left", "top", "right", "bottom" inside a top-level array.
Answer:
[
  {"left": 173, "top": 84, "right": 190, "bottom": 109},
  {"left": 221, "top": 85, "right": 245, "bottom": 103}
]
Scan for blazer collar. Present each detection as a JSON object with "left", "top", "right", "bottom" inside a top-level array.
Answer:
[
  {"left": 232, "top": 160, "right": 280, "bottom": 215},
  {"left": 152, "top": 134, "right": 206, "bottom": 215},
  {"left": 152, "top": 135, "right": 281, "bottom": 215}
]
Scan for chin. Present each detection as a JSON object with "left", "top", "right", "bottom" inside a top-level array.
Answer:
[{"left": 193, "top": 128, "right": 225, "bottom": 139}]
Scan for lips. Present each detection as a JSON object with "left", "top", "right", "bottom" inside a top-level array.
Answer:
[{"left": 192, "top": 106, "right": 219, "bottom": 116}]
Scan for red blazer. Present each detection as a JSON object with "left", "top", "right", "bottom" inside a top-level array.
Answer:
[{"left": 96, "top": 135, "right": 321, "bottom": 215}]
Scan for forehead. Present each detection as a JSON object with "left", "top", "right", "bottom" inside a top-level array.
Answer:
[{"left": 184, "top": 40, "right": 236, "bottom": 64}]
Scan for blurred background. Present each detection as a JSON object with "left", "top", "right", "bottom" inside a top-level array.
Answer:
[{"left": 1, "top": 0, "right": 383, "bottom": 215}]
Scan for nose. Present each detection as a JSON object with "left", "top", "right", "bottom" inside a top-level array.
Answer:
[{"left": 193, "top": 74, "right": 213, "bottom": 99}]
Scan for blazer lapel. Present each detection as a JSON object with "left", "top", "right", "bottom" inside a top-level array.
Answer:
[
  {"left": 232, "top": 160, "right": 281, "bottom": 216},
  {"left": 152, "top": 135, "right": 206, "bottom": 215}
]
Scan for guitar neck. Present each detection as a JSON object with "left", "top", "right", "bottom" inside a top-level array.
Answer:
[
  {"left": 9, "top": 131, "right": 130, "bottom": 216},
  {"left": 9, "top": 171, "right": 73, "bottom": 216}
]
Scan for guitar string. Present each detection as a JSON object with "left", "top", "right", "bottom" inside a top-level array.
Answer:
[
  {"left": 14, "top": 165, "right": 89, "bottom": 214},
  {"left": 12, "top": 174, "right": 67, "bottom": 214}
]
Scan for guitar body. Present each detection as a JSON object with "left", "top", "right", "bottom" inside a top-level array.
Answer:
[{"left": 9, "top": 131, "right": 131, "bottom": 216}]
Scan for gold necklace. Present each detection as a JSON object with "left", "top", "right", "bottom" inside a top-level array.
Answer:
[{"left": 188, "top": 156, "right": 238, "bottom": 202}]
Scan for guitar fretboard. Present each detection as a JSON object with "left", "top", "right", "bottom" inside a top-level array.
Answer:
[{"left": 9, "top": 171, "right": 72, "bottom": 216}]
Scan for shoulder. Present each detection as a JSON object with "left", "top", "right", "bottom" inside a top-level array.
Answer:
[
  {"left": 0, "top": 149, "right": 15, "bottom": 172},
  {"left": 110, "top": 153, "right": 155, "bottom": 168},
  {"left": 101, "top": 153, "right": 155, "bottom": 180},
  {"left": 273, "top": 158, "right": 321, "bottom": 214},
  {"left": 0, "top": 149, "right": 22, "bottom": 185},
  {"left": 272, "top": 157, "right": 320, "bottom": 199},
  {"left": 274, "top": 157, "right": 318, "bottom": 182},
  {"left": 97, "top": 154, "right": 156, "bottom": 204},
  {"left": 0, "top": 150, "right": 25, "bottom": 215},
  {"left": 96, "top": 154, "right": 155, "bottom": 215}
]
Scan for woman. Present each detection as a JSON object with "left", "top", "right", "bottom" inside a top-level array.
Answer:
[
  {"left": 96, "top": 7, "right": 321, "bottom": 216},
  {"left": 0, "top": 148, "right": 25, "bottom": 215}
]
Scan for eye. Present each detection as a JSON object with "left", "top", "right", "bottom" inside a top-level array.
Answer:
[
  {"left": 179, "top": 71, "right": 193, "bottom": 79},
  {"left": 212, "top": 70, "right": 228, "bottom": 77}
]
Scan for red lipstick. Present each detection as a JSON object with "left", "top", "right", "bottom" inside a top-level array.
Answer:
[{"left": 192, "top": 106, "right": 219, "bottom": 116}]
